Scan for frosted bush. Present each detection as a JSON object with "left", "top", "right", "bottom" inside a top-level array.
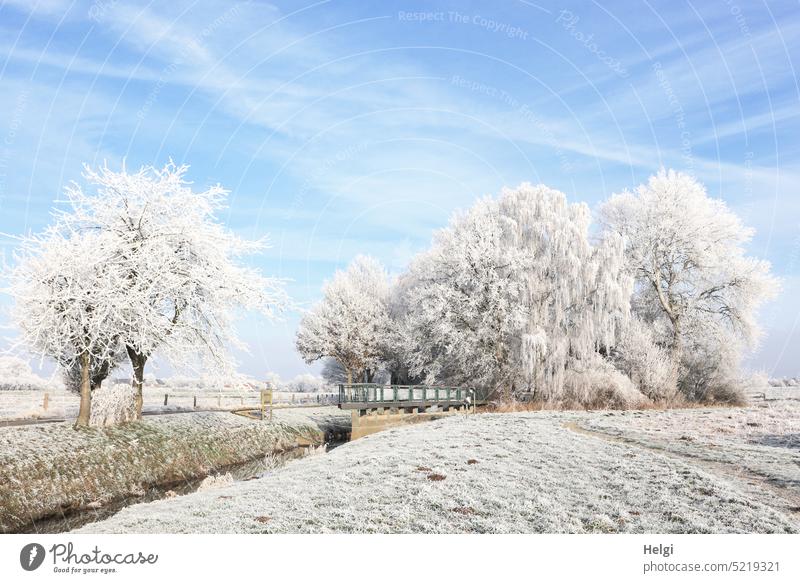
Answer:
[
  {"left": 673, "top": 319, "right": 749, "bottom": 405},
  {"left": 612, "top": 318, "right": 678, "bottom": 402},
  {"left": 562, "top": 357, "right": 649, "bottom": 410},
  {"left": 742, "top": 370, "right": 769, "bottom": 394},
  {"left": 90, "top": 383, "right": 137, "bottom": 427}
]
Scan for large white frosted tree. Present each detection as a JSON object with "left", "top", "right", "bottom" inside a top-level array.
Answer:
[
  {"left": 402, "top": 184, "right": 631, "bottom": 400},
  {"left": 295, "top": 255, "right": 390, "bottom": 383},
  {"left": 600, "top": 169, "right": 779, "bottom": 400},
  {"left": 400, "top": 199, "right": 527, "bottom": 392},
  {"left": 7, "top": 230, "right": 126, "bottom": 426},
  {"left": 57, "top": 161, "right": 287, "bottom": 417}
]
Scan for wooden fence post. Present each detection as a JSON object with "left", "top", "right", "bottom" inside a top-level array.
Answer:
[
  {"left": 260, "top": 389, "right": 273, "bottom": 422},
  {"left": 193, "top": 395, "right": 197, "bottom": 408},
  {"left": 164, "top": 394, "right": 169, "bottom": 406},
  {"left": 43, "top": 392, "right": 50, "bottom": 411}
]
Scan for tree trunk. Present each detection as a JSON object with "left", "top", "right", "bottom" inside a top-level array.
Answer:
[
  {"left": 91, "top": 358, "right": 112, "bottom": 392},
  {"left": 127, "top": 346, "right": 147, "bottom": 419},
  {"left": 669, "top": 316, "right": 683, "bottom": 378},
  {"left": 346, "top": 367, "right": 352, "bottom": 384},
  {"left": 75, "top": 352, "right": 92, "bottom": 428}
]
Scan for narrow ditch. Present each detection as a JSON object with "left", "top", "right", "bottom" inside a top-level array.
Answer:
[{"left": 14, "top": 438, "right": 346, "bottom": 534}]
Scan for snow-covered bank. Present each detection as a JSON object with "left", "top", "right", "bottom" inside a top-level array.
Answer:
[
  {"left": 0, "top": 408, "right": 349, "bottom": 532},
  {"left": 78, "top": 404, "right": 799, "bottom": 534}
]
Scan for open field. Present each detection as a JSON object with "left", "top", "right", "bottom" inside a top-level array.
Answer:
[{"left": 76, "top": 394, "right": 800, "bottom": 534}]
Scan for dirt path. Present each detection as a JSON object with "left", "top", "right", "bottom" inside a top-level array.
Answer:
[{"left": 563, "top": 421, "right": 800, "bottom": 518}]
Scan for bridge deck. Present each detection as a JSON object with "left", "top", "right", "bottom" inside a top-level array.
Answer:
[{"left": 338, "top": 384, "right": 485, "bottom": 411}]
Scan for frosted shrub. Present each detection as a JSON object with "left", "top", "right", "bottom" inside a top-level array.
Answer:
[
  {"left": 613, "top": 319, "right": 678, "bottom": 403},
  {"left": 741, "top": 370, "right": 769, "bottom": 396},
  {"left": 90, "top": 383, "right": 137, "bottom": 427},
  {"left": 562, "top": 357, "right": 649, "bottom": 410},
  {"left": 679, "top": 337, "right": 745, "bottom": 405}
]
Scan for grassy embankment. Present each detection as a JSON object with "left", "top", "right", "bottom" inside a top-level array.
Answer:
[{"left": 0, "top": 408, "right": 349, "bottom": 532}]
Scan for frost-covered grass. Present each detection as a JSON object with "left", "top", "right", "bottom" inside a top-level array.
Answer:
[
  {"left": 78, "top": 403, "right": 799, "bottom": 534},
  {"left": 576, "top": 396, "right": 800, "bottom": 505},
  {"left": 0, "top": 407, "right": 348, "bottom": 532},
  {"left": 0, "top": 389, "right": 73, "bottom": 420}
]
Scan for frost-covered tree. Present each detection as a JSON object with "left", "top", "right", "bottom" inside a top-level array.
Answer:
[
  {"left": 320, "top": 357, "right": 348, "bottom": 385},
  {"left": 7, "top": 231, "right": 127, "bottom": 426},
  {"left": 600, "top": 169, "right": 779, "bottom": 401},
  {"left": 380, "top": 271, "right": 426, "bottom": 386},
  {"left": 0, "top": 356, "right": 33, "bottom": 381},
  {"left": 57, "top": 162, "right": 287, "bottom": 418},
  {"left": 402, "top": 184, "right": 632, "bottom": 401},
  {"left": 264, "top": 371, "right": 284, "bottom": 391},
  {"left": 401, "top": 199, "right": 527, "bottom": 393},
  {"left": 0, "top": 356, "right": 51, "bottom": 391},
  {"left": 295, "top": 256, "right": 390, "bottom": 383}
]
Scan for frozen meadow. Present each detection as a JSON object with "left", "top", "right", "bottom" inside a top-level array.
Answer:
[{"left": 77, "top": 394, "right": 799, "bottom": 534}]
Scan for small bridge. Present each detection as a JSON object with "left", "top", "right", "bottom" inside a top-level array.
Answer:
[
  {"left": 338, "top": 384, "right": 486, "bottom": 411},
  {"left": 338, "top": 384, "right": 487, "bottom": 439}
]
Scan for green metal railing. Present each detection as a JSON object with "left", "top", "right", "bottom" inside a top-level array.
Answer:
[{"left": 338, "top": 383, "right": 486, "bottom": 405}]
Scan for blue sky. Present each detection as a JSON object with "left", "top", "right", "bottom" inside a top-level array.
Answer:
[{"left": 0, "top": 0, "right": 798, "bottom": 379}]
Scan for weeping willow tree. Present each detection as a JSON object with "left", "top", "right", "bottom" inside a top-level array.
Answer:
[{"left": 401, "top": 183, "right": 632, "bottom": 402}]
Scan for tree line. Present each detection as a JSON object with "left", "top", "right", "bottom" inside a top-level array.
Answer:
[
  {"left": 3, "top": 164, "right": 777, "bottom": 427},
  {"left": 297, "top": 169, "right": 778, "bottom": 408}
]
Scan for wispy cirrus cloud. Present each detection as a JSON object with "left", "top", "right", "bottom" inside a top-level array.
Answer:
[{"left": 1, "top": 0, "right": 798, "bottom": 376}]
